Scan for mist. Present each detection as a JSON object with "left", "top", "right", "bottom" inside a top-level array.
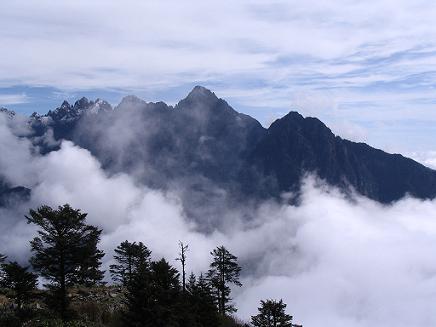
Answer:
[{"left": 1, "top": 113, "right": 436, "bottom": 326}]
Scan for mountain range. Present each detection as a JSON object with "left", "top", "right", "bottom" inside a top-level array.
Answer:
[{"left": 1, "top": 86, "right": 436, "bottom": 216}]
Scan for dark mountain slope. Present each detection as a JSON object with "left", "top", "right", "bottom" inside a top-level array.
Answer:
[
  {"left": 2, "top": 86, "right": 436, "bottom": 212},
  {"left": 248, "top": 111, "right": 436, "bottom": 202},
  {"left": 0, "top": 180, "right": 30, "bottom": 207},
  {"left": 70, "top": 86, "right": 265, "bottom": 192}
]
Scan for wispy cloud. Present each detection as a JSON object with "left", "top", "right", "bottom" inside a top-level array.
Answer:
[
  {"left": 3, "top": 116, "right": 436, "bottom": 327},
  {"left": 0, "top": 93, "right": 29, "bottom": 105},
  {"left": 2, "top": 0, "right": 436, "bottom": 153}
]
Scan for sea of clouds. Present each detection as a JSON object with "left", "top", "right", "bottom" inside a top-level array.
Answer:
[{"left": 1, "top": 114, "right": 436, "bottom": 327}]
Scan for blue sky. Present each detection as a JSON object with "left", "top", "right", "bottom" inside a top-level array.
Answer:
[{"left": 2, "top": 0, "right": 436, "bottom": 161}]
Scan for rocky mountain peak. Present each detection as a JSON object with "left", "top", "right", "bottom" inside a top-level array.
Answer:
[
  {"left": 177, "top": 86, "right": 219, "bottom": 109},
  {"left": 116, "top": 95, "right": 147, "bottom": 110},
  {"left": 0, "top": 107, "right": 15, "bottom": 119},
  {"left": 10, "top": 87, "right": 436, "bottom": 205},
  {"left": 47, "top": 97, "right": 112, "bottom": 121},
  {"left": 73, "top": 97, "right": 90, "bottom": 110}
]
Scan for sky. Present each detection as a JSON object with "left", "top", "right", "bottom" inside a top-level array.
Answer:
[
  {"left": 2, "top": 4, "right": 436, "bottom": 324},
  {"left": 2, "top": 1, "right": 436, "bottom": 160}
]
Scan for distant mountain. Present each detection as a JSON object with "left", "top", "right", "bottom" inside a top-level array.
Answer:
[
  {"left": 248, "top": 111, "right": 436, "bottom": 202},
  {"left": 0, "top": 181, "right": 30, "bottom": 207},
  {"left": 2, "top": 86, "right": 436, "bottom": 212}
]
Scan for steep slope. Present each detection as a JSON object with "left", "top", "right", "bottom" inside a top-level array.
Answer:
[
  {"left": 0, "top": 180, "right": 30, "bottom": 207},
  {"left": 71, "top": 86, "right": 265, "bottom": 191},
  {"left": 248, "top": 111, "right": 436, "bottom": 202},
  {"left": 2, "top": 86, "right": 436, "bottom": 212}
]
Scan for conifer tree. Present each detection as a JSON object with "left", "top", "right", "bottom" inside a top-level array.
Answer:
[
  {"left": 251, "top": 299, "right": 293, "bottom": 327},
  {"left": 150, "top": 258, "right": 181, "bottom": 325},
  {"left": 26, "top": 204, "right": 105, "bottom": 321},
  {"left": 123, "top": 259, "right": 154, "bottom": 326},
  {"left": 187, "top": 273, "right": 220, "bottom": 327},
  {"left": 1, "top": 261, "right": 38, "bottom": 310},
  {"left": 187, "top": 272, "right": 197, "bottom": 293},
  {"left": 73, "top": 225, "right": 105, "bottom": 286},
  {"left": 207, "top": 246, "right": 242, "bottom": 315},
  {"left": 110, "top": 240, "right": 151, "bottom": 285},
  {"left": 123, "top": 258, "right": 181, "bottom": 327}
]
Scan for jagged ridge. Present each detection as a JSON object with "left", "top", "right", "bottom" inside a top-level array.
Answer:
[{"left": 1, "top": 86, "right": 436, "bottom": 210}]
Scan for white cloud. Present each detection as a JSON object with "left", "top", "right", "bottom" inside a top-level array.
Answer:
[
  {"left": 2, "top": 111, "right": 436, "bottom": 326},
  {"left": 0, "top": 93, "right": 29, "bottom": 105},
  {"left": 3, "top": 1, "right": 436, "bottom": 153},
  {"left": 408, "top": 151, "right": 436, "bottom": 170}
]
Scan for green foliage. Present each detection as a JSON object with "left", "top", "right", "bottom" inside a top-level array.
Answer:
[
  {"left": 123, "top": 246, "right": 243, "bottom": 326},
  {"left": 109, "top": 240, "right": 151, "bottom": 286},
  {"left": 208, "top": 246, "right": 242, "bottom": 315},
  {"left": 0, "top": 309, "right": 21, "bottom": 327},
  {"left": 123, "top": 258, "right": 181, "bottom": 327},
  {"left": 122, "top": 261, "right": 154, "bottom": 326},
  {"left": 27, "top": 204, "right": 105, "bottom": 320},
  {"left": 0, "top": 201, "right": 300, "bottom": 327},
  {"left": 74, "top": 227, "right": 106, "bottom": 287},
  {"left": 218, "top": 315, "right": 248, "bottom": 327},
  {"left": 185, "top": 273, "right": 220, "bottom": 327},
  {"left": 1, "top": 261, "right": 37, "bottom": 309},
  {"left": 251, "top": 299, "right": 293, "bottom": 327}
]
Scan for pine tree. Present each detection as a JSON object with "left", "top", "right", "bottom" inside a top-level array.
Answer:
[
  {"left": 26, "top": 204, "right": 105, "bottom": 321},
  {"left": 110, "top": 240, "right": 151, "bottom": 285},
  {"left": 188, "top": 273, "right": 220, "bottom": 327},
  {"left": 150, "top": 258, "right": 181, "bottom": 326},
  {"left": 123, "top": 260, "right": 154, "bottom": 326},
  {"left": 73, "top": 225, "right": 105, "bottom": 286},
  {"left": 123, "top": 258, "right": 181, "bottom": 327},
  {"left": 187, "top": 272, "right": 197, "bottom": 293},
  {"left": 251, "top": 299, "right": 293, "bottom": 327},
  {"left": 1, "top": 261, "right": 38, "bottom": 310},
  {"left": 176, "top": 241, "right": 188, "bottom": 293},
  {"left": 207, "top": 246, "right": 242, "bottom": 316}
]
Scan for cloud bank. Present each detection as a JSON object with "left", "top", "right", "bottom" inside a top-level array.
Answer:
[
  {"left": 4, "top": 1, "right": 436, "bottom": 154},
  {"left": 2, "top": 115, "right": 436, "bottom": 326}
]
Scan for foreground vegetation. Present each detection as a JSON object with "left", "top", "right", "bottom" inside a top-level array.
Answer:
[{"left": 0, "top": 204, "right": 302, "bottom": 326}]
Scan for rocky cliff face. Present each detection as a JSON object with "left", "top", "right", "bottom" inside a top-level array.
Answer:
[
  {"left": 2, "top": 86, "right": 436, "bottom": 211},
  {"left": 248, "top": 111, "right": 436, "bottom": 202}
]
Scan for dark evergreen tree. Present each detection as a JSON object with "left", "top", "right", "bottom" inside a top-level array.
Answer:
[
  {"left": 208, "top": 246, "right": 242, "bottom": 316},
  {"left": 26, "top": 204, "right": 105, "bottom": 321},
  {"left": 186, "top": 272, "right": 197, "bottom": 293},
  {"left": 123, "top": 260, "right": 154, "bottom": 327},
  {"left": 176, "top": 241, "right": 188, "bottom": 293},
  {"left": 110, "top": 240, "right": 151, "bottom": 285},
  {"left": 0, "top": 261, "right": 38, "bottom": 310},
  {"left": 187, "top": 273, "right": 220, "bottom": 327},
  {"left": 251, "top": 299, "right": 293, "bottom": 327},
  {"left": 73, "top": 225, "right": 105, "bottom": 286},
  {"left": 150, "top": 258, "right": 181, "bottom": 326},
  {"left": 123, "top": 258, "right": 181, "bottom": 327}
]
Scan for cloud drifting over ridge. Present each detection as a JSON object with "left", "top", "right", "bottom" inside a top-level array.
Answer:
[
  {"left": 2, "top": 116, "right": 436, "bottom": 326},
  {"left": 3, "top": 1, "right": 436, "bottom": 154}
]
